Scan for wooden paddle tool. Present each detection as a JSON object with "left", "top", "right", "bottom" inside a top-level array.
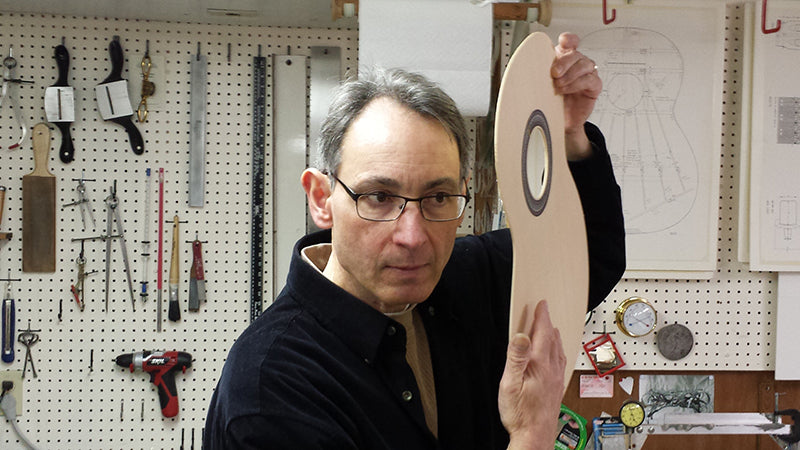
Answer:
[
  {"left": 95, "top": 36, "right": 144, "bottom": 155},
  {"left": 494, "top": 32, "right": 589, "bottom": 389},
  {"left": 22, "top": 123, "right": 57, "bottom": 272}
]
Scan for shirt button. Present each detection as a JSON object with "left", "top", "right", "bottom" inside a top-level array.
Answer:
[
  {"left": 427, "top": 306, "right": 435, "bottom": 316},
  {"left": 402, "top": 390, "right": 413, "bottom": 402},
  {"left": 387, "top": 325, "right": 397, "bottom": 336}
]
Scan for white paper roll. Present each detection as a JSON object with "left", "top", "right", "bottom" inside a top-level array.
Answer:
[
  {"left": 358, "top": 0, "right": 493, "bottom": 117},
  {"left": 776, "top": 272, "right": 800, "bottom": 379}
]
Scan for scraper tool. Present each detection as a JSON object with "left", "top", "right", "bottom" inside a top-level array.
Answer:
[
  {"left": 44, "top": 43, "right": 76, "bottom": 163},
  {"left": 95, "top": 36, "right": 144, "bottom": 155}
]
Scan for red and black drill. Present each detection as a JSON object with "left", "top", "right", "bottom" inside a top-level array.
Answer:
[{"left": 114, "top": 350, "right": 192, "bottom": 418}]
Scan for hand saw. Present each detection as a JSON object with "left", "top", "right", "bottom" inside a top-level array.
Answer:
[
  {"left": 44, "top": 44, "right": 76, "bottom": 163},
  {"left": 95, "top": 36, "right": 144, "bottom": 155}
]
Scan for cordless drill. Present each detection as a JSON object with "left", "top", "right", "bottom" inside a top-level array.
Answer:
[{"left": 114, "top": 350, "right": 192, "bottom": 418}]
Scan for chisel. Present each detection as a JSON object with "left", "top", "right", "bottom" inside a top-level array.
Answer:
[
  {"left": 189, "top": 239, "right": 205, "bottom": 312},
  {"left": 1, "top": 280, "right": 13, "bottom": 363},
  {"left": 0, "top": 186, "right": 10, "bottom": 241},
  {"left": 168, "top": 215, "right": 181, "bottom": 322}
]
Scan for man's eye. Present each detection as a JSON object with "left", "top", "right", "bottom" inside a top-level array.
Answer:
[
  {"left": 432, "top": 192, "right": 447, "bottom": 203},
  {"left": 368, "top": 192, "right": 389, "bottom": 203}
]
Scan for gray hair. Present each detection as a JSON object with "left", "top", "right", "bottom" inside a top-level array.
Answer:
[{"left": 316, "top": 67, "right": 473, "bottom": 181}]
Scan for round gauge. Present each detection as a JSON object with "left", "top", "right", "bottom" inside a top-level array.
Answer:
[
  {"left": 619, "top": 400, "right": 646, "bottom": 428},
  {"left": 657, "top": 323, "right": 694, "bottom": 360},
  {"left": 615, "top": 297, "right": 657, "bottom": 337}
]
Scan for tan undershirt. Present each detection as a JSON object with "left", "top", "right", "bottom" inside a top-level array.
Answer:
[
  {"left": 302, "top": 243, "right": 439, "bottom": 437},
  {"left": 389, "top": 307, "right": 438, "bottom": 438}
]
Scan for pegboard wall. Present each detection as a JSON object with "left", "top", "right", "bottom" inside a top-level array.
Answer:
[
  {"left": 0, "top": 3, "right": 776, "bottom": 449},
  {"left": 572, "top": 3, "right": 778, "bottom": 372},
  {"left": 0, "top": 12, "right": 360, "bottom": 449}
]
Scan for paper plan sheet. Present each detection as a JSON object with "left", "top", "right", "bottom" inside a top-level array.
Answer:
[
  {"left": 749, "top": 1, "right": 800, "bottom": 271},
  {"left": 530, "top": 1, "right": 724, "bottom": 277}
]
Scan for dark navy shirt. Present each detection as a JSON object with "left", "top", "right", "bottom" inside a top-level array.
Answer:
[{"left": 204, "top": 123, "right": 625, "bottom": 449}]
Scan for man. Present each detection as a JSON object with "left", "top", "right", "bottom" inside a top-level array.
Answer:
[{"left": 205, "top": 32, "right": 625, "bottom": 449}]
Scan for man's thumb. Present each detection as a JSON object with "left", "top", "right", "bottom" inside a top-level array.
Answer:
[{"left": 506, "top": 333, "right": 532, "bottom": 371}]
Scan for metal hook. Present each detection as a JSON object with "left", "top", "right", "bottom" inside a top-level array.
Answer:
[
  {"left": 602, "top": 0, "right": 616, "bottom": 25},
  {"left": 762, "top": 0, "right": 781, "bottom": 34}
]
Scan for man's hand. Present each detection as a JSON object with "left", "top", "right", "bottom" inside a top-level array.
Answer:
[
  {"left": 551, "top": 32, "right": 602, "bottom": 160},
  {"left": 499, "top": 301, "right": 567, "bottom": 450}
]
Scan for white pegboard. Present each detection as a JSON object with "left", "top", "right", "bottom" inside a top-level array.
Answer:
[
  {"left": 575, "top": 3, "right": 778, "bottom": 371},
  {"left": 0, "top": 12, "right": 357, "bottom": 449},
  {"left": 493, "top": 4, "right": 774, "bottom": 372},
  {"left": 0, "top": 3, "right": 777, "bottom": 449}
]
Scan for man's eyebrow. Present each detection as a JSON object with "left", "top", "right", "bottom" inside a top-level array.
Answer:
[
  {"left": 422, "top": 177, "right": 460, "bottom": 191},
  {"left": 358, "top": 176, "right": 460, "bottom": 191}
]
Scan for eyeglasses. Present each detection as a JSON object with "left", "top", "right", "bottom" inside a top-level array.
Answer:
[{"left": 329, "top": 174, "right": 470, "bottom": 222}]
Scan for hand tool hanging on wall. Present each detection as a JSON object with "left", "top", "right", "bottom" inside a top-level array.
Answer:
[
  {"left": 0, "top": 47, "right": 32, "bottom": 150},
  {"left": 140, "top": 168, "right": 152, "bottom": 303},
  {"left": 188, "top": 236, "right": 205, "bottom": 312},
  {"left": 104, "top": 181, "right": 136, "bottom": 312},
  {"left": 2, "top": 277, "right": 14, "bottom": 363},
  {"left": 136, "top": 40, "right": 155, "bottom": 123},
  {"left": 17, "top": 320, "right": 39, "bottom": 378},
  {"left": 168, "top": 215, "right": 181, "bottom": 322},
  {"left": 62, "top": 171, "right": 96, "bottom": 231},
  {"left": 157, "top": 169, "right": 165, "bottom": 331},
  {"left": 250, "top": 45, "right": 266, "bottom": 323},
  {"left": 22, "top": 123, "right": 56, "bottom": 273},
  {"left": 0, "top": 186, "right": 10, "bottom": 241},
  {"left": 69, "top": 240, "right": 98, "bottom": 311},
  {"left": 95, "top": 36, "right": 144, "bottom": 155},
  {"left": 188, "top": 43, "right": 207, "bottom": 207},
  {"left": 44, "top": 41, "right": 76, "bottom": 163}
]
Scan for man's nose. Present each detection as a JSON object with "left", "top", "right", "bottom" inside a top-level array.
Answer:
[{"left": 392, "top": 201, "right": 428, "bottom": 248}]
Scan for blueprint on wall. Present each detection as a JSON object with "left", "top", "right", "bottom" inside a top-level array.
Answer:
[
  {"left": 530, "top": 2, "right": 724, "bottom": 277},
  {"left": 750, "top": 2, "right": 800, "bottom": 271}
]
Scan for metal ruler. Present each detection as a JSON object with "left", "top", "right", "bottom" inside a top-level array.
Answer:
[
  {"left": 250, "top": 47, "right": 266, "bottom": 323},
  {"left": 272, "top": 53, "right": 308, "bottom": 299},
  {"left": 308, "top": 46, "right": 341, "bottom": 234},
  {"left": 188, "top": 44, "right": 207, "bottom": 207}
]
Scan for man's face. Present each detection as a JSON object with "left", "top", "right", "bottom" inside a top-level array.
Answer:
[{"left": 323, "top": 97, "right": 464, "bottom": 313}]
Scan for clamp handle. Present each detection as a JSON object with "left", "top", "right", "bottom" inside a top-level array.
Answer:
[{"left": 775, "top": 409, "right": 800, "bottom": 444}]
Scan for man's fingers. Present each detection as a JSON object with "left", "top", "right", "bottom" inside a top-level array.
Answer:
[
  {"left": 556, "top": 32, "right": 581, "bottom": 54},
  {"left": 552, "top": 328, "right": 567, "bottom": 370},
  {"left": 506, "top": 333, "right": 532, "bottom": 373}
]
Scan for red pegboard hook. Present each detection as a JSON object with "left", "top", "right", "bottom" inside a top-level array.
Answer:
[
  {"left": 602, "top": 0, "right": 616, "bottom": 25},
  {"left": 762, "top": 0, "right": 781, "bottom": 34}
]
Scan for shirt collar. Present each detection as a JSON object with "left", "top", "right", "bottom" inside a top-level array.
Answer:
[{"left": 287, "top": 230, "right": 395, "bottom": 364}]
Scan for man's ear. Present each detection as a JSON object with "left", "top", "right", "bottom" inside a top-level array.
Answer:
[{"left": 301, "top": 168, "right": 333, "bottom": 229}]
